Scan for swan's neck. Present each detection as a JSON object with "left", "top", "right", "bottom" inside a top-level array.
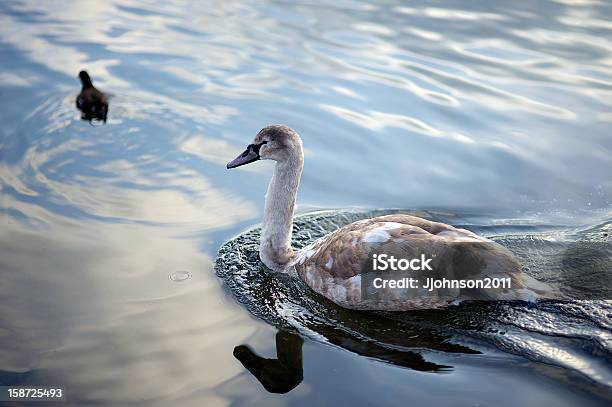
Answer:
[{"left": 260, "top": 154, "right": 303, "bottom": 272}]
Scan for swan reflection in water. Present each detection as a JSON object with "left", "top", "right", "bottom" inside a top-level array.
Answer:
[
  {"left": 234, "top": 326, "right": 480, "bottom": 394},
  {"left": 234, "top": 330, "right": 303, "bottom": 394}
]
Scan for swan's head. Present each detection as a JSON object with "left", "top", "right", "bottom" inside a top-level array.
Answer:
[{"left": 227, "top": 125, "right": 303, "bottom": 169}]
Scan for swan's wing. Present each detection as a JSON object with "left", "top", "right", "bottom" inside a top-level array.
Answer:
[
  {"left": 393, "top": 215, "right": 560, "bottom": 299},
  {"left": 294, "top": 220, "right": 446, "bottom": 308},
  {"left": 295, "top": 216, "right": 487, "bottom": 279},
  {"left": 293, "top": 216, "right": 557, "bottom": 309}
]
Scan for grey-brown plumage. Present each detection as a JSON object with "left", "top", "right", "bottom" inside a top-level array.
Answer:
[
  {"left": 293, "top": 214, "right": 557, "bottom": 310},
  {"left": 76, "top": 70, "right": 108, "bottom": 123},
  {"left": 227, "top": 125, "right": 558, "bottom": 310}
]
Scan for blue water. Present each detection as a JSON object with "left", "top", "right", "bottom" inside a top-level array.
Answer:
[{"left": 0, "top": 1, "right": 611, "bottom": 406}]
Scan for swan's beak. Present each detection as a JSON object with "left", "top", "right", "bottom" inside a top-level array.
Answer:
[{"left": 227, "top": 145, "right": 260, "bottom": 169}]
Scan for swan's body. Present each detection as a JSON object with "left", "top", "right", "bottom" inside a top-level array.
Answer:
[{"left": 227, "top": 125, "right": 556, "bottom": 310}]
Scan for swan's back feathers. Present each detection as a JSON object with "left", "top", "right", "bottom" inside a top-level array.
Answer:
[{"left": 295, "top": 214, "right": 489, "bottom": 279}]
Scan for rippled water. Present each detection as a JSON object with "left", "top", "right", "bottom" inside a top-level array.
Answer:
[{"left": 1, "top": 0, "right": 611, "bottom": 406}]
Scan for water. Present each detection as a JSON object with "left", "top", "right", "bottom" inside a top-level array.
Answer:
[{"left": 0, "top": 0, "right": 611, "bottom": 406}]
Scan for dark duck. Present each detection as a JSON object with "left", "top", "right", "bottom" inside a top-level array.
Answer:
[{"left": 76, "top": 70, "right": 108, "bottom": 123}]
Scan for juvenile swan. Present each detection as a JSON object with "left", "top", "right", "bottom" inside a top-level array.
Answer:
[{"left": 227, "top": 125, "right": 556, "bottom": 310}]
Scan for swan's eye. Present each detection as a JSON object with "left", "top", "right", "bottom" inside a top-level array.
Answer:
[{"left": 251, "top": 141, "right": 268, "bottom": 155}]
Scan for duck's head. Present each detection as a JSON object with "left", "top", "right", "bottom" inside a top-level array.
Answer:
[
  {"left": 78, "top": 70, "right": 93, "bottom": 88},
  {"left": 227, "top": 125, "right": 303, "bottom": 169}
]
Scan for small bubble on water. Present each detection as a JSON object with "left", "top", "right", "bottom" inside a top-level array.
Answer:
[{"left": 170, "top": 270, "right": 192, "bottom": 282}]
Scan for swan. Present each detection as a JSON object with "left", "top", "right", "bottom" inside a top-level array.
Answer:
[
  {"left": 227, "top": 125, "right": 556, "bottom": 310},
  {"left": 76, "top": 70, "right": 108, "bottom": 123}
]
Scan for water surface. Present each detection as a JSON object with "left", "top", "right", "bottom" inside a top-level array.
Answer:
[{"left": 0, "top": 0, "right": 611, "bottom": 406}]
